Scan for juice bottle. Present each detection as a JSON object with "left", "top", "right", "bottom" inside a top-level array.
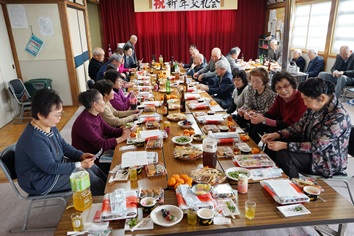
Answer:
[
  {"left": 70, "top": 167, "right": 92, "bottom": 211},
  {"left": 202, "top": 131, "right": 217, "bottom": 168}
]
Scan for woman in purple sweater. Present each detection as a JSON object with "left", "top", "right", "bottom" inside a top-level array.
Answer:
[
  {"left": 103, "top": 69, "right": 131, "bottom": 111},
  {"left": 71, "top": 89, "right": 132, "bottom": 173}
]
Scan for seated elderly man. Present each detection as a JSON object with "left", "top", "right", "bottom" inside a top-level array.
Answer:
[
  {"left": 187, "top": 53, "right": 206, "bottom": 76},
  {"left": 305, "top": 49, "right": 324, "bottom": 78},
  {"left": 180, "top": 44, "right": 197, "bottom": 69},
  {"left": 88, "top": 47, "right": 105, "bottom": 81},
  {"left": 268, "top": 39, "right": 282, "bottom": 64},
  {"left": 198, "top": 60, "right": 235, "bottom": 109},
  {"left": 96, "top": 54, "right": 121, "bottom": 81},
  {"left": 194, "top": 47, "right": 231, "bottom": 85},
  {"left": 318, "top": 45, "right": 354, "bottom": 98},
  {"left": 226, "top": 47, "right": 241, "bottom": 71},
  {"left": 291, "top": 49, "right": 306, "bottom": 72}
]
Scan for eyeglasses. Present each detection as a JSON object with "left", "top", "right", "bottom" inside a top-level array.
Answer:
[
  {"left": 275, "top": 83, "right": 291, "bottom": 91},
  {"left": 53, "top": 111, "right": 64, "bottom": 118}
]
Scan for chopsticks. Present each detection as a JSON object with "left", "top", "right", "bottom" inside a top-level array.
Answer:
[
  {"left": 258, "top": 133, "right": 266, "bottom": 151},
  {"left": 130, "top": 215, "right": 150, "bottom": 232}
]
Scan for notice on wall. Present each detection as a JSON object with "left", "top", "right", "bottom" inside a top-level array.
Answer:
[
  {"left": 25, "top": 34, "right": 45, "bottom": 57},
  {"left": 134, "top": 0, "right": 237, "bottom": 12},
  {"left": 38, "top": 17, "right": 54, "bottom": 36},
  {"left": 7, "top": 4, "right": 28, "bottom": 28}
]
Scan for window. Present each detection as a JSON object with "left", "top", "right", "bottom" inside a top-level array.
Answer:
[
  {"left": 331, "top": 0, "right": 354, "bottom": 54},
  {"left": 291, "top": 1, "right": 331, "bottom": 52}
]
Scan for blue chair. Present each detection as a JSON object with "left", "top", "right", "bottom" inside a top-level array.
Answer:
[{"left": 0, "top": 144, "right": 72, "bottom": 233}]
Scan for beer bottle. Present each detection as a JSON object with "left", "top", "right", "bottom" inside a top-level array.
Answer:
[
  {"left": 162, "top": 94, "right": 169, "bottom": 117},
  {"left": 180, "top": 90, "right": 186, "bottom": 113},
  {"left": 166, "top": 77, "right": 171, "bottom": 94},
  {"left": 170, "top": 56, "right": 175, "bottom": 74},
  {"left": 183, "top": 75, "right": 188, "bottom": 92},
  {"left": 108, "top": 44, "right": 112, "bottom": 58}
]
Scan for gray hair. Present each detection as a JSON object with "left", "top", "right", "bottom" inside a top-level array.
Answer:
[
  {"left": 215, "top": 60, "right": 227, "bottom": 70},
  {"left": 195, "top": 53, "right": 204, "bottom": 61},
  {"left": 340, "top": 45, "right": 350, "bottom": 52},
  {"left": 92, "top": 47, "right": 104, "bottom": 56},
  {"left": 109, "top": 53, "right": 122, "bottom": 62},
  {"left": 130, "top": 35, "right": 138, "bottom": 40},
  {"left": 308, "top": 48, "right": 318, "bottom": 55},
  {"left": 293, "top": 48, "right": 302, "bottom": 54},
  {"left": 230, "top": 47, "right": 241, "bottom": 55},
  {"left": 270, "top": 39, "right": 278, "bottom": 45}
]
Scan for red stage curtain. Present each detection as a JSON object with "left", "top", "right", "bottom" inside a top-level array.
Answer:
[{"left": 100, "top": 0, "right": 266, "bottom": 63}]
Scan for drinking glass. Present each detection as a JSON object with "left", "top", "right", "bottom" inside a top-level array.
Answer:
[
  {"left": 71, "top": 212, "right": 83, "bottom": 231},
  {"left": 187, "top": 208, "right": 197, "bottom": 225},
  {"left": 245, "top": 200, "right": 256, "bottom": 220}
]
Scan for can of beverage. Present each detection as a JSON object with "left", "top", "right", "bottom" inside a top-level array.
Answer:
[{"left": 238, "top": 174, "right": 248, "bottom": 194}]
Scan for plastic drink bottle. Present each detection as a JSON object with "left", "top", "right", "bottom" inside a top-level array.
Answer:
[
  {"left": 202, "top": 131, "right": 217, "bottom": 168},
  {"left": 70, "top": 166, "right": 92, "bottom": 211}
]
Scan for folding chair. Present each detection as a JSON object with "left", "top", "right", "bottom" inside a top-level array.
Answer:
[
  {"left": 8, "top": 79, "right": 32, "bottom": 123},
  {"left": 0, "top": 144, "right": 72, "bottom": 233}
]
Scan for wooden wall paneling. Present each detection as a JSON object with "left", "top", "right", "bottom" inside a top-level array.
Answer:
[
  {"left": 58, "top": 1, "right": 79, "bottom": 106},
  {"left": 1, "top": 4, "right": 22, "bottom": 80},
  {"left": 84, "top": 2, "right": 92, "bottom": 59},
  {"left": 324, "top": 0, "right": 339, "bottom": 58}
]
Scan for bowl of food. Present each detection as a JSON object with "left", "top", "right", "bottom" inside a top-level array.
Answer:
[
  {"left": 197, "top": 208, "right": 214, "bottom": 226},
  {"left": 303, "top": 186, "right": 321, "bottom": 201},
  {"left": 219, "top": 125, "right": 229, "bottom": 132},
  {"left": 172, "top": 136, "right": 193, "bottom": 145},
  {"left": 191, "top": 183, "right": 212, "bottom": 195},
  {"left": 150, "top": 205, "right": 183, "bottom": 227},
  {"left": 191, "top": 134, "right": 205, "bottom": 142},
  {"left": 140, "top": 197, "right": 157, "bottom": 211},
  {"left": 178, "top": 120, "right": 194, "bottom": 129},
  {"left": 134, "top": 138, "right": 145, "bottom": 147}
]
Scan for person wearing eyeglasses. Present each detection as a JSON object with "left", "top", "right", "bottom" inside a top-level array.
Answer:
[
  {"left": 249, "top": 71, "right": 307, "bottom": 154},
  {"left": 262, "top": 78, "right": 351, "bottom": 178},
  {"left": 15, "top": 88, "right": 107, "bottom": 196},
  {"left": 237, "top": 67, "right": 276, "bottom": 132}
]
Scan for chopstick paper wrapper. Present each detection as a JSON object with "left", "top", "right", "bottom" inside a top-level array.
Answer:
[
  {"left": 191, "top": 104, "right": 208, "bottom": 110},
  {"left": 185, "top": 94, "right": 201, "bottom": 100},
  {"left": 216, "top": 138, "right": 239, "bottom": 144},
  {"left": 140, "top": 117, "right": 161, "bottom": 123},
  {"left": 175, "top": 184, "right": 214, "bottom": 212}
]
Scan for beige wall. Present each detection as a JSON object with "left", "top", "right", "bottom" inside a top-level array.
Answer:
[{"left": 87, "top": 2, "right": 102, "bottom": 49}]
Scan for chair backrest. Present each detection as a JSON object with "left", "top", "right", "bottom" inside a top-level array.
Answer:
[
  {"left": 8, "top": 79, "right": 31, "bottom": 103},
  {"left": 87, "top": 79, "right": 95, "bottom": 89},
  {"left": 348, "top": 126, "right": 354, "bottom": 156},
  {"left": 0, "top": 144, "right": 17, "bottom": 180}
]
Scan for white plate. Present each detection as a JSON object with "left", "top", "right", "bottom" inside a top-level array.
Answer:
[
  {"left": 177, "top": 120, "right": 194, "bottom": 128},
  {"left": 172, "top": 136, "right": 192, "bottom": 145},
  {"left": 347, "top": 99, "right": 354, "bottom": 105},
  {"left": 150, "top": 205, "right": 183, "bottom": 227},
  {"left": 277, "top": 204, "right": 311, "bottom": 217},
  {"left": 225, "top": 167, "right": 253, "bottom": 181}
]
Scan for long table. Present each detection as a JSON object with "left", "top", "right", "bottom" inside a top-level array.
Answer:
[
  {"left": 56, "top": 180, "right": 354, "bottom": 235},
  {"left": 56, "top": 69, "right": 354, "bottom": 235}
]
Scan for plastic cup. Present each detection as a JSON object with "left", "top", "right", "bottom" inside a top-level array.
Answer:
[
  {"left": 129, "top": 167, "right": 137, "bottom": 181},
  {"left": 71, "top": 212, "right": 83, "bottom": 231},
  {"left": 187, "top": 208, "right": 197, "bottom": 225},
  {"left": 245, "top": 200, "right": 256, "bottom": 220}
]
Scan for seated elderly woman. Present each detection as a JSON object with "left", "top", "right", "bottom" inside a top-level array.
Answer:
[
  {"left": 226, "top": 69, "right": 249, "bottom": 115},
  {"left": 262, "top": 78, "right": 351, "bottom": 178},
  {"left": 94, "top": 80, "right": 139, "bottom": 127},
  {"left": 104, "top": 69, "right": 132, "bottom": 111},
  {"left": 15, "top": 88, "right": 107, "bottom": 196},
  {"left": 72, "top": 89, "right": 133, "bottom": 174},
  {"left": 248, "top": 71, "right": 307, "bottom": 147},
  {"left": 198, "top": 60, "right": 235, "bottom": 109},
  {"left": 237, "top": 67, "right": 276, "bottom": 131}
]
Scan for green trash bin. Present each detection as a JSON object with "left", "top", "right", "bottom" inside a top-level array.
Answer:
[{"left": 24, "top": 78, "right": 52, "bottom": 97}]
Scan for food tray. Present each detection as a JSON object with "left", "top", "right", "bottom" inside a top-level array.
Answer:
[
  {"left": 145, "top": 162, "right": 167, "bottom": 177},
  {"left": 233, "top": 154, "right": 275, "bottom": 168},
  {"left": 146, "top": 138, "right": 163, "bottom": 149},
  {"left": 174, "top": 145, "right": 202, "bottom": 161},
  {"left": 201, "top": 124, "right": 219, "bottom": 134},
  {"left": 167, "top": 113, "right": 187, "bottom": 121},
  {"left": 145, "top": 121, "right": 160, "bottom": 129},
  {"left": 144, "top": 106, "right": 156, "bottom": 112},
  {"left": 211, "top": 183, "right": 236, "bottom": 199},
  {"left": 219, "top": 199, "right": 240, "bottom": 216},
  {"left": 191, "top": 168, "right": 226, "bottom": 185},
  {"left": 147, "top": 152, "right": 158, "bottom": 164},
  {"left": 217, "top": 146, "right": 234, "bottom": 158},
  {"left": 291, "top": 178, "right": 324, "bottom": 191},
  {"left": 169, "top": 104, "right": 180, "bottom": 110},
  {"left": 139, "top": 187, "right": 164, "bottom": 203}
]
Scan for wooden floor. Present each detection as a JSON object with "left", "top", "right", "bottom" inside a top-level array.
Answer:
[{"left": 0, "top": 106, "right": 78, "bottom": 183}]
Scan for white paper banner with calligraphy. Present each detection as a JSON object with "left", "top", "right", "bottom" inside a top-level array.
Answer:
[{"left": 134, "top": 0, "right": 237, "bottom": 12}]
